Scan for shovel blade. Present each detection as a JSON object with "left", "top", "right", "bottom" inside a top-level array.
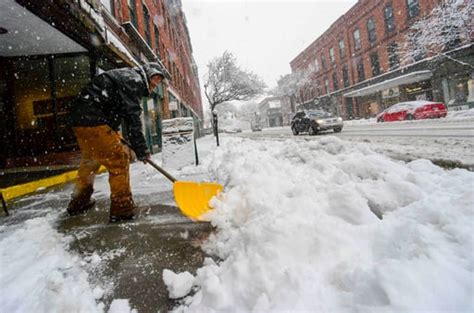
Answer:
[{"left": 173, "top": 181, "right": 223, "bottom": 220}]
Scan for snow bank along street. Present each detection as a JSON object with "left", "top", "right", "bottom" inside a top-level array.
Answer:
[
  {"left": 2, "top": 134, "right": 473, "bottom": 312},
  {"left": 167, "top": 135, "right": 473, "bottom": 312},
  {"left": 243, "top": 112, "right": 474, "bottom": 171}
]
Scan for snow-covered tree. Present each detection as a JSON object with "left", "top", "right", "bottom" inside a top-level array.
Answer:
[
  {"left": 400, "top": 0, "right": 474, "bottom": 68},
  {"left": 273, "top": 68, "right": 319, "bottom": 110},
  {"left": 236, "top": 100, "right": 259, "bottom": 123},
  {"left": 204, "top": 51, "right": 266, "bottom": 145}
]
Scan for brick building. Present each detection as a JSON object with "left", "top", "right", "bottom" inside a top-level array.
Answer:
[
  {"left": 290, "top": 0, "right": 474, "bottom": 119},
  {"left": 0, "top": 0, "right": 203, "bottom": 172}
]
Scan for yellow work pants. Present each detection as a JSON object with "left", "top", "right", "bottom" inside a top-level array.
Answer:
[{"left": 73, "top": 125, "right": 133, "bottom": 214}]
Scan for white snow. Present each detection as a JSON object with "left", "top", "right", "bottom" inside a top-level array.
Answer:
[
  {"left": 2, "top": 133, "right": 473, "bottom": 312},
  {"left": 108, "top": 299, "right": 136, "bottom": 313},
  {"left": 168, "top": 135, "right": 474, "bottom": 312},
  {"left": 0, "top": 215, "right": 103, "bottom": 313},
  {"left": 163, "top": 269, "right": 195, "bottom": 299}
]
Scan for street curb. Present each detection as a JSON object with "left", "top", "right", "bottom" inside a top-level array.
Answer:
[{"left": 0, "top": 166, "right": 106, "bottom": 202}]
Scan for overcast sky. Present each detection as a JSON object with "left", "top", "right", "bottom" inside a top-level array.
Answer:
[{"left": 181, "top": 0, "right": 357, "bottom": 91}]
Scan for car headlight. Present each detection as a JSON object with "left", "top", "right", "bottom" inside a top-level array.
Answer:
[
  {"left": 316, "top": 119, "right": 324, "bottom": 124},
  {"left": 337, "top": 117, "right": 342, "bottom": 122}
]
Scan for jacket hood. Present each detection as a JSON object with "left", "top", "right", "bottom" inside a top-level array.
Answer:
[{"left": 142, "top": 62, "right": 171, "bottom": 80}]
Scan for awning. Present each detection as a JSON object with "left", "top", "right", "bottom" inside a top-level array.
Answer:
[
  {"left": 0, "top": 0, "right": 87, "bottom": 57},
  {"left": 343, "top": 70, "right": 432, "bottom": 98},
  {"left": 105, "top": 29, "right": 139, "bottom": 66}
]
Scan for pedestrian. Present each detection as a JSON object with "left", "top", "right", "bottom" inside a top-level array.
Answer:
[{"left": 66, "top": 62, "right": 168, "bottom": 222}]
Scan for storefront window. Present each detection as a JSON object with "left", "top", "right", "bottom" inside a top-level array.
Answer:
[
  {"left": 54, "top": 55, "right": 91, "bottom": 150},
  {"left": 442, "top": 74, "right": 473, "bottom": 108},
  {"left": 10, "top": 55, "right": 90, "bottom": 156}
]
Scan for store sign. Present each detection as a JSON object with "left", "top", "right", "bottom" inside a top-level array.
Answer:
[{"left": 382, "top": 87, "right": 400, "bottom": 99}]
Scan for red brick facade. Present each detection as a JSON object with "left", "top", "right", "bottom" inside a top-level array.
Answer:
[
  {"left": 112, "top": 0, "right": 203, "bottom": 119},
  {"left": 290, "top": 0, "right": 444, "bottom": 118}
]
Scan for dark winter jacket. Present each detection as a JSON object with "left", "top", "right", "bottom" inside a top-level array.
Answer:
[{"left": 70, "top": 67, "right": 151, "bottom": 158}]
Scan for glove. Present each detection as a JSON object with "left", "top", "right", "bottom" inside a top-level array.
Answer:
[{"left": 137, "top": 152, "right": 151, "bottom": 164}]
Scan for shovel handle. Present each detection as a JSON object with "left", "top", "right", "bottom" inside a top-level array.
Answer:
[
  {"left": 146, "top": 159, "right": 177, "bottom": 183},
  {"left": 120, "top": 138, "right": 177, "bottom": 183}
]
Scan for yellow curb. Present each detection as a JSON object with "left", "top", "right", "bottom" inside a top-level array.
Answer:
[{"left": 0, "top": 166, "right": 107, "bottom": 202}]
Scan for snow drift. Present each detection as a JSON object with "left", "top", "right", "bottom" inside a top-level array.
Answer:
[{"left": 167, "top": 136, "right": 474, "bottom": 312}]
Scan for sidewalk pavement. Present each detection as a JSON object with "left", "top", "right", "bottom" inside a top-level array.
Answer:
[{"left": 1, "top": 184, "right": 212, "bottom": 312}]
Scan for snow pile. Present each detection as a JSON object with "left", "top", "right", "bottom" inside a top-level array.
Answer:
[
  {"left": 0, "top": 216, "right": 103, "bottom": 312},
  {"left": 163, "top": 269, "right": 195, "bottom": 299},
  {"left": 170, "top": 136, "right": 474, "bottom": 312},
  {"left": 448, "top": 108, "right": 474, "bottom": 119}
]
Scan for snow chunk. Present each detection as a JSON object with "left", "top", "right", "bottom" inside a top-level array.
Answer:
[
  {"left": 108, "top": 299, "right": 136, "bottom": 313},
  {"left": 163, "top": 269, "right": 195, "bottom": 299}
]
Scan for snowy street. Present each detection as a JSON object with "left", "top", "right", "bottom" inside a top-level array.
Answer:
[
  {"left": 1, "top": 134, "right": 473, "bottom": 312},
  {"left": 240, "top": 116, "right": 474, "bottom": 170}
]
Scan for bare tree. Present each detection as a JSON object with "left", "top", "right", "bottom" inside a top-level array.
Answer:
[
  {"left": 204, "top": 51, "right": 266, "bottom": 145},
  {"left": 400, "top": 0, "right": 474, "bottom": 69}
]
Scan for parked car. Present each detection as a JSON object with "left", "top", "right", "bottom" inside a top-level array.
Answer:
[
  {"left": 291, "top": 110, "right": 343, "bottom": 135},
  {"left": 377, "top": 101, "right": 447, "bottom": 122},
  {"left": 251, "top": 124, "right": 263, "bottom": 132}
]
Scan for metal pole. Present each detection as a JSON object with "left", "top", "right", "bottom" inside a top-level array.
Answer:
[
  {"left": 194, "top": 135, "right": 199, "bottom": 166},
  {"left": 1, "top": 193, "right": 9, "bottom": 216}
]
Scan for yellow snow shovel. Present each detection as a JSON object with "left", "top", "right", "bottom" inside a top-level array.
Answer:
[{"left": 145, "top": 159, "right": 223, "bottom": 220}]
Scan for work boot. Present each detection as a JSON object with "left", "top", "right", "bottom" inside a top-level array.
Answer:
[
  {"left": 67, "top": 186, "right": 95, "bottom": 216},
  {"left": 109, "top": 198, "right": 138, "bottom": 223}
]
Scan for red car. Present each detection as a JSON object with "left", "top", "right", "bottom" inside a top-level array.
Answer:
[{"left": 377, "top": 101, "right": 447, "bottom": 122}]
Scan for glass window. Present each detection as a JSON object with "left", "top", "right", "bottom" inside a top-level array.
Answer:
[
  {"left": 356, "top": 59, "right": 365, "bottom": 82},
  {"left": 367, "top": 17, "right": 377, "bottom": 43},
  {"left": 321, "top": 54, "right": 327, "bottom": 70},
  {"left": 314, "top": 59, "right": 320, "bottom": 72},
  {"left": 338, "top": 40, "right": 346, "bottom": 58},
  {"left": 387, "top": 43, "right": 400, "bottom": 69},
  {"left": 154, "top": 25, "right": 161, "bottom": 57},
  {"left": 342, "top": 65, "right": 350, "bottom": 87},
  {"left": 129, "top": 0, "right": 138, "bottom": 28},
  {"left": 407, "top": 0, "right": 420, "bottom": 18},
  {"left": 332, "top": 72, "right": 339, "bottom": 90},
  {"left": 384, "top": 5, "right": 395, "bottom": 32},
  {"left": 370, "top": 52, "right": 381, "bottom": 76},
  {"left": 324, "top": 78, "right": 330, "bottom": 94},
  {"left": 143, "top": 5, "right": 152, "bottom": 46},
  {"left": 329, "top": 47, "right": 336, "bottom": 64},
  {"left": 353, "top": 29, "right": 361, "bottom": 50},
  {"left": 11, "top": 55, "right": 90, "bottom": 155}
]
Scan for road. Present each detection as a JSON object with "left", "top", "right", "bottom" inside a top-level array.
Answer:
[{"left": 237, "top": 118, "right": 474, "bottom": 170}]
